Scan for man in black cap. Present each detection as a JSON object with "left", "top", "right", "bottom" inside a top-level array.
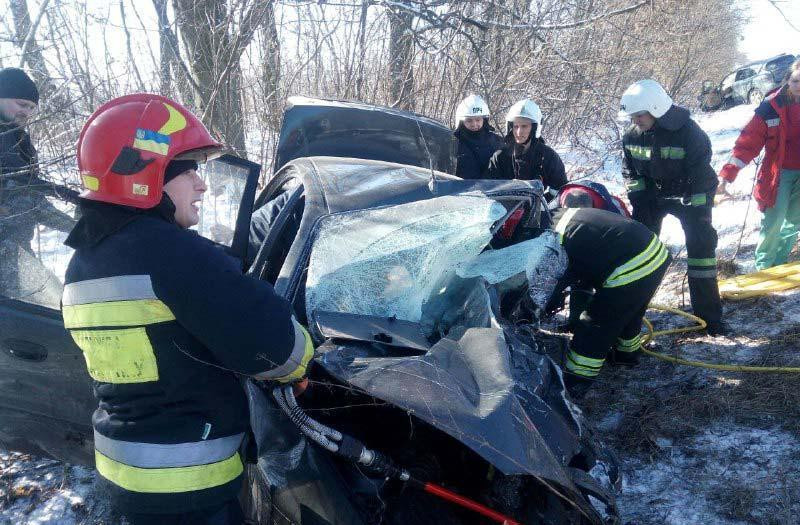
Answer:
[{"left": 0, "top": 67, "right": 76, "bottom": 301}]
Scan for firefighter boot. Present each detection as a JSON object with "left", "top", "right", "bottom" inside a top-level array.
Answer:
[
  {"left": 611, "top": 335, "right": 641, "bottom": 366},
  {"left": 705, "top": 320, "right": 728, "bottom": 337},
  {"left": 563, "top": 372, "right": 594, "bottom": 400}
]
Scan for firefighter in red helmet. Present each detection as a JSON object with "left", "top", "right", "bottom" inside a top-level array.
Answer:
[{"left": 62, "top": 94, "right": 312, "bottom": 524}]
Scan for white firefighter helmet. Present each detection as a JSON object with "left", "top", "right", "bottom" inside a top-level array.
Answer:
[
  {"left": 454, "top": 94, "right": 490, "bottom": 126},
  {"left": 505, "top": 98, "right": 542, "bottom": 138},
  {"left": 618, "top": 79, "right": 673, "bottom": 119}
]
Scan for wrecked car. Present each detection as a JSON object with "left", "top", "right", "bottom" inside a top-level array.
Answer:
[
  {"left": 0, "top": 98, "right": 619, "bottom": 524},
  {"left": 700, "top": 53, "right": 795, "bottom": 111}
]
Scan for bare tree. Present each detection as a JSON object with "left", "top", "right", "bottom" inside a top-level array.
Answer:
[
  {"left": 0, "top": 0, "right": 746, "bottom": 182},
  {"left": 260, "top": 2, "right": 281, "bottom": 124},
  {"left": 768, "top": 0, "right": 800, "bottom": 32},
  {"left": 172, "top": 0, "right": 278, "bottom": 155},
  {"left": 9, "top": 0, "right": 58, "bottom": 100},
  {"left": 387, "top": 7, "right": 415, "bottom": 110},
  {"left": 119, "top": 2, "right": 146, "bottom": 92},
  {"left": 152, "top": 0, "right": 173, "bottom": 94}
]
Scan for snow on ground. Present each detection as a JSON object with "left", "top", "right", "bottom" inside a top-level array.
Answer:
[
  {"left": 618, "top": 425, "right": 800, "bottom": 525},
  {"left": 0, "top": 452, "right": 109, "bottom": 524},
  {"left": 5, "top": 102, "right": 800, "bottom": 524}
]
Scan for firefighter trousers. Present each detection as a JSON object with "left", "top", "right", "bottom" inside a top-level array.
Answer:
[
  {"left": 568, "top": 252, "right": 671, "bottom": 377},
  {"left": 633, "top": 197, "right": 722, "bottom": 324},
  {"left": 122, "top": 499, "right": 245, "bottom": 525}
]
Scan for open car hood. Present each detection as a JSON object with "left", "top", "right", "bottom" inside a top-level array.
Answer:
[{"left": 274, "top": 97, "right": 455, "bottom": 174}]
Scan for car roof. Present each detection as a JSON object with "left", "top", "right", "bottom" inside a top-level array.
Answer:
[
  {"left": 739, "top": 53, "right": 794, "bottom": 70},
  {"left": 285, "top": 96, "right": 449, "bottom": 130},
  {"left": 279, "top": 155, "right": 536, "bottom": 214}
]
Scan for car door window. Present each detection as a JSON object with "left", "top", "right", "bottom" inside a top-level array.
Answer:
[
  {"left": 735, "top": 68, "right": 755, "bottom": 81},
  {"left": 720, "top": 72, "right": 737, "bottom": 91},
  {"left": 195, "top": 155, "right": 257, "bottom": 250},
  {"left": 766, "top": 55, "right": 794, "bottom": 73}
]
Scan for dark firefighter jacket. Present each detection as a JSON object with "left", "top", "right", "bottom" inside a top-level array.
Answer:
[
  {"left": 0, "top": 123, "right": 76, "bottom": 247},
  {"left": 553, "top": 207, "right": 668, "bottom": 289},
  {"left": 485, "top": 136, "right": 567, "bottom": 193},
  {"left": 61, "top": 197, "right": 310, "bottom": 515},
  {"left": 622, "top": 104, "right": 718, "bottom": 205},
  {"left": 453, "top": 121, "right": 504, "bottom": 179}
]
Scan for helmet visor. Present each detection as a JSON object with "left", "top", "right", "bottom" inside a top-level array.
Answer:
[{"left": 174, "top": 145, "right": 225, "bottom": 163}]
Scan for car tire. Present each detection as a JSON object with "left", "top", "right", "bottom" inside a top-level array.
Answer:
[
  {"left": 721, "top": 96, "right": 736, "bottom": 110},
  {"left": 700, "top": 91, "right": 723, "bottom": 112},
  {"left": 748, "top": 89, "right": 764, "bottom": 105}
]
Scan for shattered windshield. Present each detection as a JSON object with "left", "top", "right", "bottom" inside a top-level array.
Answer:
[
  {"left": 306, "top": 195, "right": 506, "bottom": 324},
  {"left": 307, "top": 194, "right": 567, "bottom": 334}
]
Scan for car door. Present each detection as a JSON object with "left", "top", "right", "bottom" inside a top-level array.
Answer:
[
  {"left": 764, "top": 54, "right": 795, "bottom": 85},
  {"left": 733, "top": 67, "right": 756, "bottom": 102},
  {"left": 0, "top": 196, "right": 95, "bottom": 465},
  {"left": 0, "top": 154, "right": 261, "bottom": 466}
]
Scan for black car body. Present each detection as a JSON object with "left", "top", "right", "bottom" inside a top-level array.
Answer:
[
  {"left": 273, "top": 96, "right": 455, "bottom": 174},
  {"left": 0, "top": 99, "right": 618, "bottom": 524},
  {"left": 700, "top": 53, "right": 796, "bottom": 110}
]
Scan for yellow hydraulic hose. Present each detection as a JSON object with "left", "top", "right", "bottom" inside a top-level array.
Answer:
[{"left": 641, "top": 304, "right": 800, "bottom": 373}]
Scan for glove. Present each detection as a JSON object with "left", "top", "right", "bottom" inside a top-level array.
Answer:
[
  {"left": 719, "top": 163, "right": 740, "bottom": 182},
  {"left": 715, "top": 180, "right": 733, "bottom": 204},
  {"left": 275, "top": 325, "right": 315, "bottom": 384},
  {"left": 545, "top": 289, "right": 567, "bottom": 316}
]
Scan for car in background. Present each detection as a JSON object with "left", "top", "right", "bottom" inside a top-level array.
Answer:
[{"left": 700, "top": 53, "right": 795, "bottom": 111}]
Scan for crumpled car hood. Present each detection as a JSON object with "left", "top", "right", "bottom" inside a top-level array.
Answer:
[{"left": 317, "top": 326, "right": 581, "bottom": 482}]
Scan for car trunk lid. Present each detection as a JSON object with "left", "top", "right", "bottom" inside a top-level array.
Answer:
[{"left": 274, "top": 97, "right": 455, "bottom": 174}]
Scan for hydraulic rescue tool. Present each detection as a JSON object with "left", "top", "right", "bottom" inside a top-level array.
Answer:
[{"left": 272, "top": 385, "right": 522, "bottom": 525}]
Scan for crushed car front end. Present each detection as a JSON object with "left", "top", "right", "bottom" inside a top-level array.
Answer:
[{"left": 245, "top": 157, "right": 620, "bottom": 524}]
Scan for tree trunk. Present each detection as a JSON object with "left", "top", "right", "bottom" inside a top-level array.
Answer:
[
  {"left": 153, "top": 0, "right": 195, "bottom": 102},
  {"left": 172, "top": 0, "right": 248, "bottom": 155},
  {"left": 9, "top": 0, "right": 59, "bottom": 102},
  {"left": 355, "top": 0, "right": 369, "bottom": 100},
  {"left": 260, "top": 2, "right": 281, "bottom": 131},
  {"left": 152, "top": 0, "right": 172, "bottom": 95},
  {"left": 388, "top": 9, "right": 414, "bottom": 111}
]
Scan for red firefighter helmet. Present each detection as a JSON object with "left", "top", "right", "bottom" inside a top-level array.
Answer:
[
  {"left": 557, "top": 182, "right": 632, "bottom": 218},
  {"left": 77, "top": 94, "right": 223, "bottom": 208},
  {"left": 558, "top": 184, "right": 606, "bottom": 210}
]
